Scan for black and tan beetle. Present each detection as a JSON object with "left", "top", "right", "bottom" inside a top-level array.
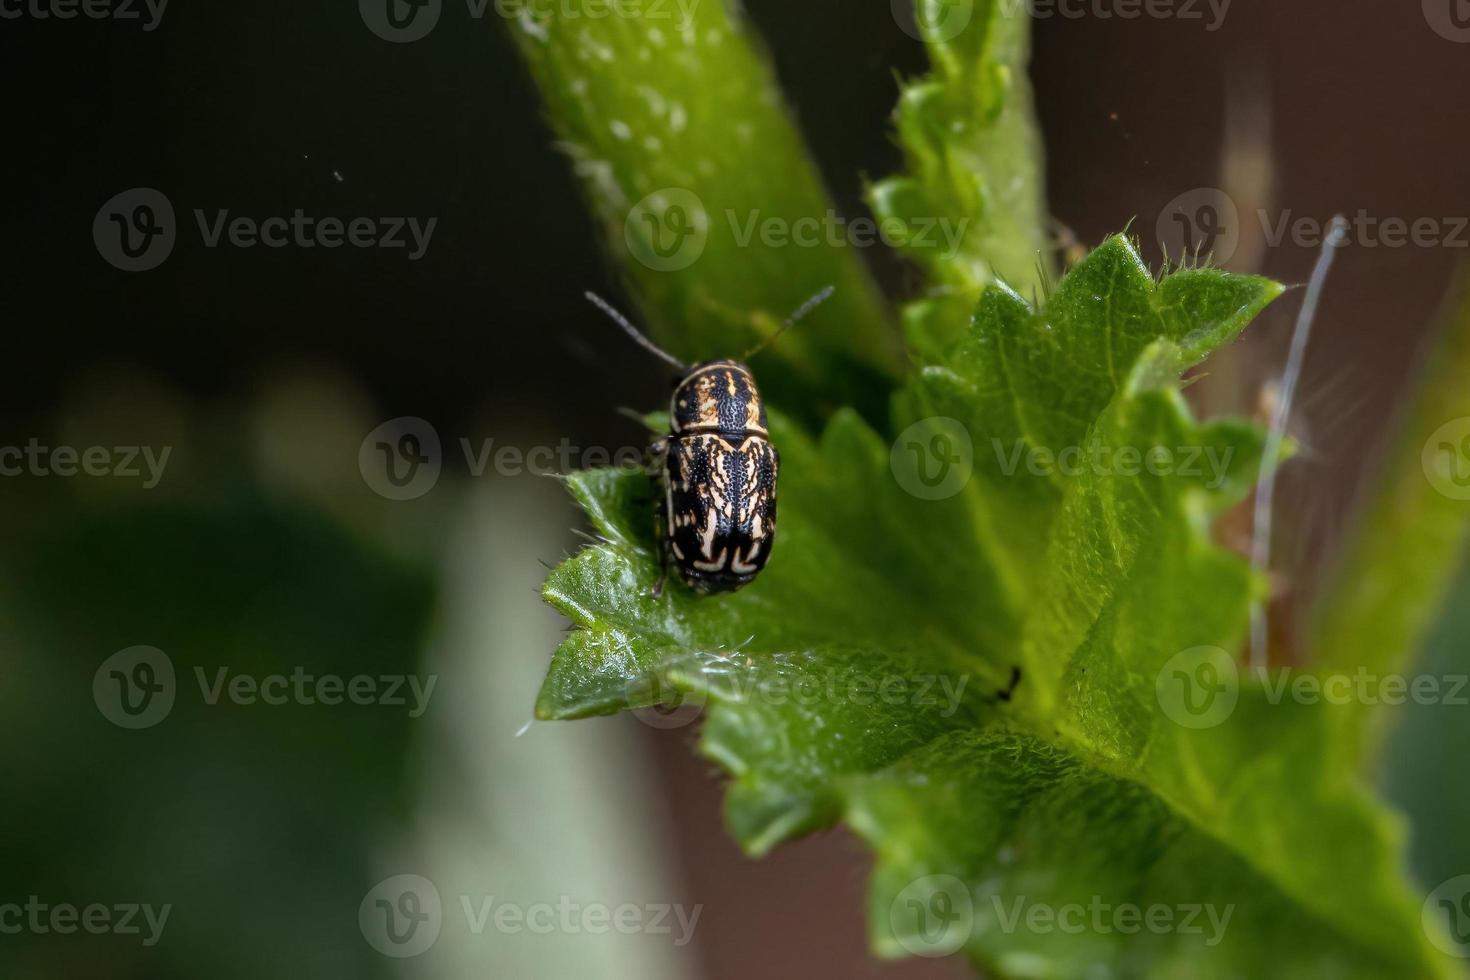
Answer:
[{"left": 586, "top": 287, "right": 834, "bottom": 595}]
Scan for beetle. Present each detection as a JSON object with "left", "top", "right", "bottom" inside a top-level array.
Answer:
[{"left": 585, "top": 287, "right": 833, "bottom": 595}]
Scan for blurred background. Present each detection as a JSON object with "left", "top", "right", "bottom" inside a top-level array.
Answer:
[{"left": 3, "top": 0, "right": 1469, "bottom": 976}]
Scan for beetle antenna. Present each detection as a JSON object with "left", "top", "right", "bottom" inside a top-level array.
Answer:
[
  {"left": 585, "top": 291, "right": 687, "bottom": 370},
  {"left": 740, "top": 285, "right": 835, "bottom": 361}
]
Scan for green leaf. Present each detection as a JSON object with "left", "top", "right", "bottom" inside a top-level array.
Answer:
[
  {"left": 504, "top": 0, "right": 899, "bottom": 422},
  {"left": 848, "top": 721, "right": 1430, "bottom": 978},
  {"left": 902, "top": 236, "right": 1283, "bottom": 607},
  {"left": 870, "top": 0, "right": 1052, "bottom": 357},
  {"left": 536, "top": 238, "right": 1447, "bottom": 976},
  {"left": 1309, "top": 277, "right": 1470, "bottom": 761}
]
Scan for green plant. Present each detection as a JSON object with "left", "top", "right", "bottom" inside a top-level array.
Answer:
[{"left": 509, "top": 1, "right": 1469, "bottom": 975}]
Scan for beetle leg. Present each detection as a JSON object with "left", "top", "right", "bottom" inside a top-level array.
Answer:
[
  {"left": 995, "top": 666, "right": 1022, "bottom": 702},
  {"left": 651, "top": 490, "right": 670, "bottom": 598},
  {"left": 648, "top": 437, "right": 670, "bottom": 598},
  {"left": 651, "top": 553, "right": 668, "bottom": 599}
]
